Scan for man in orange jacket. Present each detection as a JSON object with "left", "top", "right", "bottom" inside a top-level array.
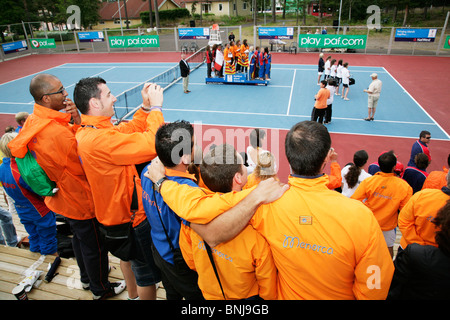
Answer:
[
  {"left": 146, "top": 121, "right": 394, "bottom": 299},
  {"left": 398, "top": 171, "right": 450, "bottom": 249},
  {"left": 73, "top": 78, "right": 164, "bottom": 300},
  {"left": 180, "top": 144, "right": 277, "bottom": 300},
  {"left": 8, "top": 74, "right": 125, "bottom": 300},
  {"left": 352, "top": 151, "right": 413, "bottom": 257}
]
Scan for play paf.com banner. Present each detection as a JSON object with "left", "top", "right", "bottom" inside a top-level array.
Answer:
[
  {"left": 298, "top": 34, "right": 367, "bottom": 49},
  {"left": 109, "top": 35, "right": 160, "bottom": 48}
]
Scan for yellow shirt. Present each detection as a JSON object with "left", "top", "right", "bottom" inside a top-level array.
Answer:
[{"left": 398, "top": 188, "right": 449, "bottom": 248}]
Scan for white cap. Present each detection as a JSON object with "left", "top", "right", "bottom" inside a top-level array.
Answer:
[{"left": 370, "top": 73, "right": 378, "bottom": 78}]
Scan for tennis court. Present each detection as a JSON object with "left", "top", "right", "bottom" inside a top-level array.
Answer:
[
  {"left": 0, "top": 51, "right": 448, "bottom": 180},
  {"left": 0, "top": 60, "right": 448, "bottom": 140}
]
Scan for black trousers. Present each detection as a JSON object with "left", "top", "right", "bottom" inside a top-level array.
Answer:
[
  {"left": 151, "top": 243, "right": 204, "bottom": 300},
  {"left": 311, "top": 107, "right": 326, "bottom": 124},
  {"left": 66, "top": 217, "right": 111, "bottom": 296},
  {"left": 325, "top": 103, "right": 332, "bottom": 123}
]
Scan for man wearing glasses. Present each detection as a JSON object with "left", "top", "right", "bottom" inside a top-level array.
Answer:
[
  {"left": 408, "top": 130, "right": 431, "bottom": 167},
  {"left": 8, "top": 73, "right": 125, "bottom": 300}
]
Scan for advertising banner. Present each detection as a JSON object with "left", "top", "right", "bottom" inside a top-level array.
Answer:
[
  {"left": 394, "top": 28, "right": 437, "bottom": 42},
  {"left": 178, "top": 28, "right": 210, "bottom": 40},
  {"left": 2, "top": 40, "right": 28, "bottom": 54},
  {"left": 444, "top": 35, "right": 450, "bottom": 49},
  {"left": 298, "top": 34, "right": 367, "bottom": 49},
  {"left": 78, "top": 31, "right": 105, "bottom": 42},
  {"left": 109, "top": 35, "right": 160, "bottom": 48},
  {"left": 259, "top": 27, "right": 294, "bottom": 39},
  {"left": 30, "top": 38, "right": 56, "bottom": 49}
]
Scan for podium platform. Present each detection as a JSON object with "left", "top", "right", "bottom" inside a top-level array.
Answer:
[{"left": 206, "top": 73, "right": 268, "bottom": 86}]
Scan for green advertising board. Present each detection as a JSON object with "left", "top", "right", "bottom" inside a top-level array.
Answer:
[
  {"left": 298, "top": 34, "right": 367, "bottom": 49},
  {"left": 30, "top": 38, "right": 56, "bottom": 49},
  {"left": 109, "top": 35, "right": 159, "bottom": 48},
  {"left": 444, "top": 35, "right": 450, "bottom": 49}
]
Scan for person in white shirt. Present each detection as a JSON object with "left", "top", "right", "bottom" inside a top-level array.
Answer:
[
  {"left": 341, "top": 62, "right": 350, "bottom": 100},
  {"left": 324, "top": 78, "right": 336, "bottom": 124},
  {"left": 335, "top": 60, "right": 343, "bottom": 95},
  {"left": 330, "top": 59, "right": 337, "bottom": 79},
  {"left": 341, "top": 150, "right": 372, "bottom": 197},
  {"left": 324, "top": 56, "right": 331, "bottom": 80},
  {"left": 363, "top": 73, "right": 383, "bottom": 121}
]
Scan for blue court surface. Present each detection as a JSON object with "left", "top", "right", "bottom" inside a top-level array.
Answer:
[{"left": 0, "top": 62, "right": 448, "bottom": 141}]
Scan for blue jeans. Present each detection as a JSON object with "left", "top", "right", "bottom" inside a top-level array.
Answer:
[
  {"left": 19, "top": 211, "right": 57, "bottom": 255},
  {"left": 0, "top": 206, "right": 17, "bottom": 247},
  {"left": 132, "top": 218, "right": 162, "bottom": 287}
]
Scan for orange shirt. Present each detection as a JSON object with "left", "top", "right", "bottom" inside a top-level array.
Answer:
[
  {"left": 421, "top": 167, "right": 448, "bottom": 190},
  {"left": 180, "top": 221, "right": 277, "bottom": 300},
  {"left": 314, "top": 88, "right": 330, "bottom": 109},
  {"left": 327, "top": 161, "right": 342, "bottom": 189},
  {"left": 75, "top": 109, "right": 164, "bottom": 226},
  {"left": 351, "top": 172, "right": 413, "bottom": 231},
  {"left": 398, "top": 188, "right": 449, "bottom": 248},
  {"left": 8, "top": 103, "right": 95, "bottom": 220},
  {"left": 223, "top": 47, "right": 233, "bottom": 63},
  {"left": 161, "top": 175, "right": 394, "bottom": 299}
]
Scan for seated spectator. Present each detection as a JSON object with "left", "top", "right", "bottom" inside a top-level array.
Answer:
[
  {"left": 244, "top": 151, "right": 278, "bottom": 189},
  {"left": 422, "top": 153, "right": 449, "bottom": 190},
  {"left": 402, "top": 153, "right": 429, "bottom": 193},
  {"left": 388, "top": 198, "right": 450, "bottom": 300},
  {"left": 407, "top": 130, "right": 431, "bottom": 167},
  {"left": 0, "top": 132, "right": 57, "bottom": 255},
  {"left": 341, "top": 150, "right": 371, "bottom": 197},
  {"left": 368, "top": 151, "right": 404, "bottom": 177},
  {"left": 247, "top": 128, "right": 270, "bottom": 175},
  {"left": 352, "top": 151, "right": 413, "bottom": 257},
  {"left": 180, "top": 144, "right": 277, "bottom": 300},
  {"left": 398, "top": 170, "right": 450, "bottom": 250},
  {"left": 15, "top": 112, "right": 29, "bottom": 133}
]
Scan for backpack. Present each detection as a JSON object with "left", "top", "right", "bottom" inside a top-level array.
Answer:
[{"left": 15, "top": 148, "right": 58, "bottom": 197}]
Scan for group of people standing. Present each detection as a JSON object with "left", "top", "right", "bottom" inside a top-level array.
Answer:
[{"left": 206, "top": 39, "right": 272, "bottom": 81}]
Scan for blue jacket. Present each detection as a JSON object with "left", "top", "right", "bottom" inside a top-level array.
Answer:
[
  {"left": 140, "top": 163, "right": 197, "bottom": 265},
  {"left": 0, "top": 157, "right": 51, "bottom": 219}
]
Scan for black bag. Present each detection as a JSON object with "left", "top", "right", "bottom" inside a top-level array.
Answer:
[
  {"left": 349, "top": 77, "right": 355, "bottom": 85},
  {"left": 99, "top": 176, "right": 139, "bottom": 261}
]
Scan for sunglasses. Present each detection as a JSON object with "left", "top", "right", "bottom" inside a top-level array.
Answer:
[{"left": 41, "top": 87, "right": 66, "bottom": 100}]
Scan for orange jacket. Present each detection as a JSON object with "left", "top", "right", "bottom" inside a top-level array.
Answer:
[
  {"left": 8, "top": 103, "right": 95, "bottom": 220},
  {"left": 223, "top": 47, "right": 234, "bottom": 63},
  {"left": 314, "top": 88, "right": 330, "bottom": 109},
  {"left": 180, "top": 219, "right": 277, "bottom": 300},
  {"left": 160, "top": 175, "right": 394, "bottom": 300},
  {"left": 398, "top": 188, "right": 449, "bottom": 248},
  {"left": 75, "top": 109, "right": 164, "bottom": 226},
  {"left": 422, "top": 167, "right": 448, "bottom": 190},
  {"left": 327, "top": 161, "right": 342, "bottom": 189},
  {"left": 351, "top": 172, "right": 413, "bottom": 231}
]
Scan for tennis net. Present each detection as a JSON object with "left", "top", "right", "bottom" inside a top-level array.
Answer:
[{"left": 114, "top": 46, "right": 206, "bottom": 123}]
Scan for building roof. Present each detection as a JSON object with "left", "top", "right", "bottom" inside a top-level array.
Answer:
[{"left": 99, "top": 0, "right": 182, "bottom": 20}]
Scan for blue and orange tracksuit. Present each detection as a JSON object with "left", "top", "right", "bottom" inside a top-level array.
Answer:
[{"left": 0, "top": 157, "right": 57, "bottom": 254}]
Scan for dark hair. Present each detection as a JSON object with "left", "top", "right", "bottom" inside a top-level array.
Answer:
[
  {"left": 73, "top": 77, "right": 106, "bottom": 115},
  {"left": 338, "top": 59, "right": 343, "bottom": 66},
  {"left": 448, "top": 153, "right": 450, "bottom": 167},
  {"left": 321, "top": 80, "right": 328, "bottom": 86},
  {"left": 433, "top": 199, "right": 450, "bottom": 257},
  {"left": 378, "top": 151, "right": 397, "bottom": 173},
  {"left": 344, "top": 150, "right": 369, "bottom": 189},
  {"left": 285, "top": 121, "right": 331, "bottom": 176},
  {"left": 414, "top": 153, "right": 429, "bottom": 170},
  {"left": 155, "top": 120, "right": 194, "bottom": 168},
  {"left": 200, "top": 144, "right": 243, "bottom": 193},
  {"left": 419, "top": 130, "right": 431, "bottom": 139},
  {"left": 249, "top": 128, "right": 266, "bottom": 148}
]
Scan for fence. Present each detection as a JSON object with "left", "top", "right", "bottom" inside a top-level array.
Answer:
[{"left": 1, "top": 22, "right": 449, "bottom": 61}]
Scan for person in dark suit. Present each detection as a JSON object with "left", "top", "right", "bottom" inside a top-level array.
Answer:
[{"left": 179, "top": 54, "right": 190, "bottom": 93}]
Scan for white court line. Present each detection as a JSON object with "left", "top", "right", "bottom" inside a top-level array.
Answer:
[
  {"left": 286, "top": 69, "right": 296, "bottom": 115},
  {"left": 0, "top": 63, "right": 68, "bottom": 86},
  {"left": 382, "top": 67, "right": 450, "bottom": 140}
]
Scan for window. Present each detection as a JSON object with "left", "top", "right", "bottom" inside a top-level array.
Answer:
[
  {"left": 243, "top": 3, "right": 247, "bottom": 10},
  {"left": 202, "top": 3, "right": 211, "bottom": 13},
  {"left": 219, "top": 4, "right": 222, "bottom": 11}
]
